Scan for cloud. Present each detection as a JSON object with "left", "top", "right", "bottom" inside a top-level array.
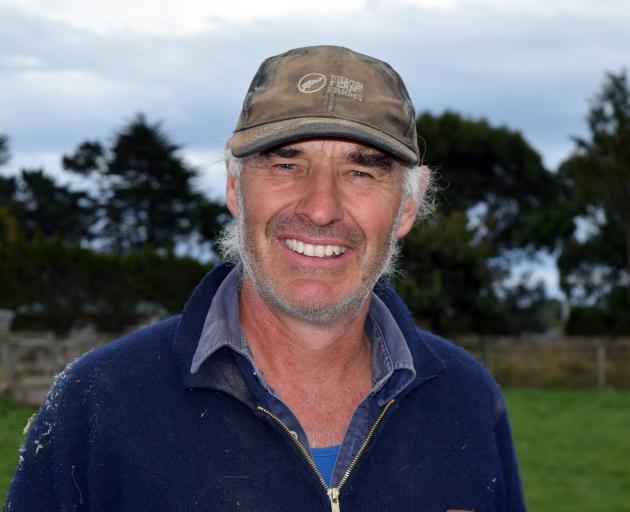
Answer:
[
  {"left": 2, "top": 0, "right": 367, "bottom": 35},
  {"left": 4, "top": 0, "right": 628, "bottom": 36},
  {"left": 1, "top": 0, "right": 629, "bottom": 176},
  {"left": 1, "top": 0, "right": 628, "bottom": 295},
  {"left": 5, "top": 0, "right": 630, "bottom": 38}
]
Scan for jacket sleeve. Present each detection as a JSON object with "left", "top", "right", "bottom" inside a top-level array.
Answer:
[
  {"left": 494, "top": 399, "right": 527, "bottom": 512},
  {"left": 4, "top": 359, "right": 95, "bottom": 512}
]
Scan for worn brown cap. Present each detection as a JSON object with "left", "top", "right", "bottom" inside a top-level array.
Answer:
[{"left": 231, "top": 45, "right": 419, "bottom": 165}]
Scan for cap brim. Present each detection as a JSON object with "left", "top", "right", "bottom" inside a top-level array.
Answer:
[{"left": 231, "top": 117, "right": 419, "bottom": 165}]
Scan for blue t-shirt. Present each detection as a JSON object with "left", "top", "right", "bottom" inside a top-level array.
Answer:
[{"left": 311, "top": 445, "right": 341, "bottom": 486}]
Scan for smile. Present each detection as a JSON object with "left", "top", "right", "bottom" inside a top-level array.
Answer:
[{"left": 284, "top": 238, "right": 348, "bottom": 258}]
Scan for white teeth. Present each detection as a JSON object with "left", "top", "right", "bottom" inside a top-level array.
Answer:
[{"left": 284, "top": 238, "right": 347, "bottom": 258}]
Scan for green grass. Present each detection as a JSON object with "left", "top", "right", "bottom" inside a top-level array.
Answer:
[
  {"left": 0, "top": 395, "right": 35, "bottom": 502},
  {"left": 1, "top": 390, "right": 628, "bottom": 510},
  {"left": 505, "top": 389, "right": 630, "bottom": 512}
]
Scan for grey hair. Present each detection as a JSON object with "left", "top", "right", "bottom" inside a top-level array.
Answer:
[
  {"left": 224, "top": 145, "right": 435, "bottom": 221},
  {"left": 216, "top": 218, "right": 240, "bottom": 262}
]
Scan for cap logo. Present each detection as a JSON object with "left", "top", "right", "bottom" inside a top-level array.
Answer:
[
  {"left": 329, "top": 74, "right": 363, "bottom": 102},
  {"left": 297, "top": 72, "right": 364, "bottom": 102},
  {"left": 297, "top": 73, "right": 327, "bottom": 93}
]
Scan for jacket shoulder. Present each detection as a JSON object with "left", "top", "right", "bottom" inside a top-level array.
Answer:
[
  {"left": 416, "top": 329, "right": 490, "bottom": 377},
  {"left": 5, "top": 317, "right": 182, "bottom": 511},
  {"left": 411, "top": 328, "right": 506, "bottom": 417},
  {"left": 70, "top": 315, "right": 179, "bottom": 375}
]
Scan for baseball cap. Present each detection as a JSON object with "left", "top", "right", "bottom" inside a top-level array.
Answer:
[{"left": 231, "top": 45, "right": 420, "bottom": 165}]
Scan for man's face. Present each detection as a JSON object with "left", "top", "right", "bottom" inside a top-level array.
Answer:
[{"left": 226, "top": 138, "right": 417, "bottom": 325}]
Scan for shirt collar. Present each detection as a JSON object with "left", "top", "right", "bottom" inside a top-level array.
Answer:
[
  {"left": 366, "top": 293, "right": 416, "bottom": 403},
  {"left": 190, "top": 264, "right": 247, "bottom": 374},
  {"left": 191, "top": 264, "right": 416, "bottom": 401}
]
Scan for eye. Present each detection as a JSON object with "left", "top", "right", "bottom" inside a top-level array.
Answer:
[
  {"left": 349, "top": 170, "right": 374, "bottom": 179},
  {"left": 274, "top": 163, "right": 297, "bottom": 170},
  {"left": 268, "top": 161, "right": 305, "bottom": 178}
]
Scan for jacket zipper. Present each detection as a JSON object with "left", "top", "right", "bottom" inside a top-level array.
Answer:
[{"left": 257, "top": 399, "right": 395, "bottom": 512}]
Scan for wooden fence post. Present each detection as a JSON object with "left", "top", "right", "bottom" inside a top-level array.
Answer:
[
  {"left": 480, "top": 336, "right": 493, "bottom": 373},
  {"left": 0, "top": 336, "right": 14, "bottom": 392},
  {"left": 596, "top": 342, "right": 607, "bottom": 389}
]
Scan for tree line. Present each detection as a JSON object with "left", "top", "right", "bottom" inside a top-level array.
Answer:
[{"left": 1, "top": 72, "right": 629, "bottom": 336}]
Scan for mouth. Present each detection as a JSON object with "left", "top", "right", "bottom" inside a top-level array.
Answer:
[{"left": 284, "top": 238, "right": 348, "bottom": 258}]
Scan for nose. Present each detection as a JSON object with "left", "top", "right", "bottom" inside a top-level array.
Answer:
[{"left": 293, "top": 168, "right": 344, "bottom": 226}]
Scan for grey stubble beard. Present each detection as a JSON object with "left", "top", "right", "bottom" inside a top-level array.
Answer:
[{"left": 232, "top": 187, "right": 402, "bottom": 327}]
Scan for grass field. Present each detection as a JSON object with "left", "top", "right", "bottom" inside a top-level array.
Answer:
[
  {"left": 1, "top": 390, "right": 629, "bottom": 510},
  {"left": 0, "top": 395, "right": 35, "bottom": 501},
  {"left": 505, "top": 389, "right": 630, "bottom": 512}
]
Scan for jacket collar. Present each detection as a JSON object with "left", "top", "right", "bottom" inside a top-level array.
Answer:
[
  {"left": 173, "top": 263, "right": 445, "bottom": 406},
  {"left": 372, "top": 280, "right": 446, "bottom": 390},
  {"left": 173, "top": 262, "right": 258, "bottom": 408}
]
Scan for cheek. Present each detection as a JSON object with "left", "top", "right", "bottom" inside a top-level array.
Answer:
[
  {"left": 339, "top": 178, "right": 403, "bottom": 212},
  {"left": 346, "top": 196, "right": 401, "bottom": 233},
  {"left": 247, "top": 195, "right": 287, "bottom": 221},
  {"left": 241, "top": 188, "right": 292, "bottom": 240}
]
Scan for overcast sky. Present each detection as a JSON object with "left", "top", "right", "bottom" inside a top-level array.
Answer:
[
  {"left": 2, "top": 0, "right": 628, "bottom": 293},
  {"left": 2, "top": 0, "right": 629, "bottom": 199}
]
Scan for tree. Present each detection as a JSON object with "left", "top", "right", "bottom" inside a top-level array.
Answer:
[
  {"left": 416, "top": 111, "right": 556, "bottom": 251},
  {"left": 0, "top": 133, "right": 9, "bottom": 166},
  {"left": 395, "top": 112, "right": 557, "bottom": 335},
  {"left": 397, "top": 211, "right": 510, "bottom": 335},
  {"left": 0, "top": 238, "right": 211, "bottom": 334},
  {"left": 17, "top": 169, "right": 95, "bottom": 243},
  {"left": 0, "top": 175, "right": 17, "bottom": 205},
  {"left": 2, "top": 170, "right": 93, "bottom": 244},
  {"left": 557, "top": 70, "right": 630, "bottom": 320},
  {"left": 0, "top": 205, "right": 20, "bottom": 247},
  {"left": 63, "top": 114, "right": 209, "bottom": 253}
]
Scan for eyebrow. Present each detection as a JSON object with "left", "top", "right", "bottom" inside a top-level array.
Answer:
[
  {"left": 346, "top": 148, "right": 395, "bottom": 171},
  {"left": 257, "top": 145, "right": 395, "bottom": 170},
  {"left": 260, "top": 146, "right": 302, "bottom": 158}
]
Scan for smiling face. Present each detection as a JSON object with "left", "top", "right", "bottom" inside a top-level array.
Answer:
[{"left": 226, "top": 138, "right": 417, "bottom": 326}]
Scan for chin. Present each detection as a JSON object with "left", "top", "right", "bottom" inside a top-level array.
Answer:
[
  {"left": 278, "top": 282, "right": 355, "bottom": 307},
  {"left": 266, "top": 283, "right": 371, "bottom": 326}
]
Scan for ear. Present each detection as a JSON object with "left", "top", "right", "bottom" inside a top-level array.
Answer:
[
  {"left": 396, "top": 165, "right": 430, "bottom": 238},
  {"left": 226, "top": 174, "right": 238, "bottom": 217},
  {"left": 396, "top": 197, "right": 417, "bottom": 238}
]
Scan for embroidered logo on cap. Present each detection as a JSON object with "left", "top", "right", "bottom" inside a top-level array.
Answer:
[
  {"left": 328, "top": 74, "right": 364, "bottom": 102},
  {"left": 297, "top": 72, "right": 364, "bottom": 102},
  {"left": 297, "top": 73, "right": 327, "bottom": 93}
]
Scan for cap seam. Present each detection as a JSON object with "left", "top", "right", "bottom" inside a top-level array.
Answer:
[
  {"left": 391, "top": 71, "right": 416, "bottom": 139},
  {"left": 242, "top": 57, "right": 272, "bottom": 124},
  {"left": 234, "top": 114, "right": 415, "bottom": 152}
]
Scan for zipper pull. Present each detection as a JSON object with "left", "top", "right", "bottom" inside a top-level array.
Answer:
[{"left": 327, "top": 487, "right": 340, "bottom": 512}]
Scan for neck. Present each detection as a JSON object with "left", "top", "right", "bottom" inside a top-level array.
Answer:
[{"left": 238, "top": 275, "right": 374, "bottom": 447}]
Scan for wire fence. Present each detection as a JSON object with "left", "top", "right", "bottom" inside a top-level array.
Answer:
[
  {"left": 456, "top": 336, "right": 630, "bottom": 389},
  {"left": 0, "top": 331, "right": 108, "bottom": 404},
  {"left": 1, "top": 332, "right": 630, "bottom": 405}
]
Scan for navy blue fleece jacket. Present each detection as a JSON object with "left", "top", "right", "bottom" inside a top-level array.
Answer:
[{"left": 4, "top": 263, "right": 526, "bottom": 511}]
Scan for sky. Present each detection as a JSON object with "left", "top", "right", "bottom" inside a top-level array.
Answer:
[
  {"left": 2, "top": 0, "right": 629, "bottom": 194},
  {"left": 1, "top": 0, "right": 629, "bottom": 291}
]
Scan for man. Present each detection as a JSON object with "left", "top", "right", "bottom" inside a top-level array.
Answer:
[{"left": 5, "top": 46, "right": 525, "bottom": 511}]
